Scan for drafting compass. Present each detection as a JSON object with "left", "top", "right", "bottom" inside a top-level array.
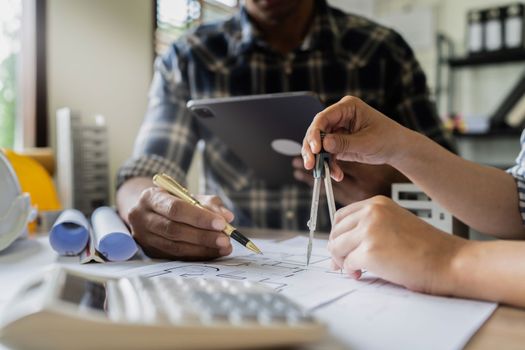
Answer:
[{"left": 306, "top": 133, "right": 336, "bottom": 266}]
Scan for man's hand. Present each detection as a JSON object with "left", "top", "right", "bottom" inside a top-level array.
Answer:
[
  {"left": 117, "top": 178, "right": 234, "bottom": 260},
  {"left": 292, "top": 157, "right": 407, "bottom": 205},
  {"left": 328, "top": 196, "right": 467, "bottom": 295}
]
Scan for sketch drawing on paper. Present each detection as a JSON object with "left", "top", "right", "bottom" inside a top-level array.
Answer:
[
  {"left": 138, "top": 246, "right": 336, "bottom": 294},
  {"left": 126, "top": 237, "right": 371, "bottom": 309}
]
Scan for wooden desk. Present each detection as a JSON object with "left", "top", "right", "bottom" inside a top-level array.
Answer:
[{"left": 465, "top": 306, "right": 525, "bottom": 350}]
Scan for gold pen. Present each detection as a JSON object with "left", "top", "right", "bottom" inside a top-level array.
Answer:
[{"left": 152, "top": 173, "right": 262, "bottom": 254}]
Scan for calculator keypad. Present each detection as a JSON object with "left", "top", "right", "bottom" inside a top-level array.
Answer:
[{"left": 130, "top": 276, "right": 312, "bottom": 326}]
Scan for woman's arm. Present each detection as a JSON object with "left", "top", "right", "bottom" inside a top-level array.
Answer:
[
  {"left": 450, "top": 238, "right": 525, "bottom": 306},
  {"left": 391, "top": 130, "right": 524, "bottom": 238},
  {"left": 302, "top": 96, "right": 525, "bottom": 239}
]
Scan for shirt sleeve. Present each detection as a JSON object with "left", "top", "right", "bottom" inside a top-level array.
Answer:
[
  {"left": 116, "top": 43, "right": 199, "bottom": 189},
  {"left": 383, "top": 31, "right": 455, "bottom": 152},
  {"left": 507, "top": 129, "right": 525, "bottom": 224}
]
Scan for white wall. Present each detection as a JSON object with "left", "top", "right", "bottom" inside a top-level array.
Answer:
[{"left": 47, "top": 0, "right": 153, "bottom": 202}]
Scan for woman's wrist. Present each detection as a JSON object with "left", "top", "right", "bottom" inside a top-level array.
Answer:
[
  {"left": 445, "top": 239, "right": 482, "bottom": 297},
  {"left": 386, "top": 127, "right": 425, "bottom": 170}
]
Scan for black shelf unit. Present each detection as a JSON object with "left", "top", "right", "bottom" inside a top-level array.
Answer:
[
  {"left": 436, "top": 34, "right": 525, "bottom": 134},
  {"left": 449, "top": 49, "right": 525, "bottom": 68},
  {"left": 453, "top": 128, "right": 522, "bottom": 138}
]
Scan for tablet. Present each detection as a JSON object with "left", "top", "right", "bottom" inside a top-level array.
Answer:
[{"left": 187, "top": 92, "right": 324, "bottom": 186}]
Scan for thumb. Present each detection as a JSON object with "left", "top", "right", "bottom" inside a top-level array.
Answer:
[{"left": 323, "top": 133, "right": 362, "bottom": 155}]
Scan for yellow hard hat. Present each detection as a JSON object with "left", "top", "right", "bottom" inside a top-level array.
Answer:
[{"left": 1, "top": 149, "right": 61, "bottom": 231}]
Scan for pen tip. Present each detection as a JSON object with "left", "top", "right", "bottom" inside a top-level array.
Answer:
[{"left": 246, "top": 241, "right": 262, "bottom": 255}]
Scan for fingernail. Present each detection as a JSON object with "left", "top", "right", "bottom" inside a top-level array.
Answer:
[
  {"left": 212, "top": 218, "right": 226, "bottom": 231},
  {"left": 304, "top": 152, "right": 310, "bottom": 162},
  {"left": 216, "top": 236, "right": 230, "bottom": 248},
  {"left": 309, "top": 141, "right": 316, "bottom": 151}
]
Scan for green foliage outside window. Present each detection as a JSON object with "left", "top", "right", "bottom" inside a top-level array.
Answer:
[
  {"left": 0, "top": 52, "right": 17, "bottom": 148},
  {"left": 0, "top": 0, "right": 21, "bottom": 148}
]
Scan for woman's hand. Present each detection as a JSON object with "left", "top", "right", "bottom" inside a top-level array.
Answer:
[
  {"left": 302, "top": 96, "right": 412, "bottom": 181},
  {"left": 328, "top": 196, "right": 468, "bottom": 295}
]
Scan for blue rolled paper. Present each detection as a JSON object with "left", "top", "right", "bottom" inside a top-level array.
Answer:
[
  {"left": 49, "top": 209, "right": 90, "bottom": 255},
  {"left": 91, "top": 206, "right": 137, "bottom": 262}
]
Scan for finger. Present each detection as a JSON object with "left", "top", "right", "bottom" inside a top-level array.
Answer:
[
  {"left": 292, "top": 157, "right": 304, "bottom": 169},
  {"left": 220, "top": 207, "right": 235, "bottom": 223},
  {"left": 341, "top": 251, "right": 363, "bottom": 279},
  {"left": 333, "top": 201, "right": 365, "bottom": 227},
  {"left": 330, "top": 258, "right": 340, "bottom": 271},
  {"left": 328, "top": 229, "right": 361, "bottom": 264},
  {"left": 198, "top": 195, "right": 235, "bottom": 223},
  {"left": 323, "top": 133, "right": 355, "bottom": 155},
  {"left": 143, "top": 189, "right": 227, "bottom": 231},
  {"left": 305, "top": 127, "right": 323, "bottom": 154},
  {"left": 302, "top": 129, "right": 320, "bottom": 170},
  {"left": 310, "top": 96, "right": 360, "bottom": 133},
  {"left": 140, "top": 233, "right": 228, "bottom": 260},
  {"left": 206, "top": 204, "right": 235, "bottom": 223},
  {"left": 343, "top": 248, "right": 365, "bottom": 279},
  {"left": 329, "top": 210, "right": 361, "bottom": 241},
  {"left": 304, "top": 96, "right": 362, "bottom": 168},
  {"left": 140, "top": 211, "right": 232, "bottom": 249},
  {"left": 293, "top": 170, "right": 314, "bottom": 186},
  {"left": 201, "top": 195, "right": 224, "bottom": 207},
  {"left": 329, "top": 158, "right": 344, "bottom": 182}
]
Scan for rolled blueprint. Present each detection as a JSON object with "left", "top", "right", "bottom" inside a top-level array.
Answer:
[
  {"left": 91, "top": 206, "right": 137, "bottom": 262},
  {"left": 49, "top": 209, "right": 90, "bottom": 255}
]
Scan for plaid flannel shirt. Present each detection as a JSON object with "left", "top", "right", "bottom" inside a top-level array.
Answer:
[
  {"left": 507, "top": 130, "right": 525, "bottom": 224},
  {"left": 117, "top": 0, "right": 453, "bottom": 231}
]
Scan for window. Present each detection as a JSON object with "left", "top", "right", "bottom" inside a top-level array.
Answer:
[
  {"left": 0, "top": 0, "right": 22, "bottom": 148},
  {"left": 0, "top": 0, "right": 47, "bottom": 149},
  {"left": 155, "top": 0, "right": 239, "bottom": 56}
]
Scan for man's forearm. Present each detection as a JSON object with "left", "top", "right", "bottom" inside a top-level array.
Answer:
[
  {"left": 116, "top": 177, "right": 154, "bottom": 224},
  {"left": 391, "top": 130, "right": 525, "bottom": 238},
  {"left": 448, "top": 240, "right": 525, "bottom": 307}
]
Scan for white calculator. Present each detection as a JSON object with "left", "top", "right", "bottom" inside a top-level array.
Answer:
[{"left": 0, "top": 267, "right": 324, "bottom": 349}]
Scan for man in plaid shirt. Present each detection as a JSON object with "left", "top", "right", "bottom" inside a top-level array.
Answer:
[{"left": 116, "top": 0, "right": 453, "bottom": 260}]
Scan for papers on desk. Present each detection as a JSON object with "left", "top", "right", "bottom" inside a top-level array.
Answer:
[
  {"left": 124, "top": 235, "right": 496, "bottom": 350},
  {"left": 126, "top": 235, "right": 351, "bottom": 309},
  {"left": 314, "top": 277, "right": 496, "bottom": 350},
  {"left": 0, "top": 235, "right": 497, "bottom": 350}
]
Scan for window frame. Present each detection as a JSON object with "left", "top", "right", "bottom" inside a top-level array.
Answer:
[
  {"left": 16, "top": 0, "right": 47, "bottom": 149},
  {"left": 153, "top": 0, "right": 240, "bottom": 57}
]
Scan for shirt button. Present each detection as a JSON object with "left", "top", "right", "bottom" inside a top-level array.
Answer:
[{"left": 285, "top": 211, "right": 295, "bottom": 219}]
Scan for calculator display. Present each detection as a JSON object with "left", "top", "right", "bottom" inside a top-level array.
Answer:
[{"left": 59, "top": 273, "right": 107, "bottom": 312}]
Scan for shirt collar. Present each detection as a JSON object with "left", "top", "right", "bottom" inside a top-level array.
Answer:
[{"left": 232, "top": 0, "right": 340, "bottom": 56}]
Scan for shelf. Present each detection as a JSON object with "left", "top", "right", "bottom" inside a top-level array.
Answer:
[
  {"left": 448, "top": 49, "right": 525, "bottom": 68},
  {"left": 452, "top": 128, "right": 522, "bottom": 138}
]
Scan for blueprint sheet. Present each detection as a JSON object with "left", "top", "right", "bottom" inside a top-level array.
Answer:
[
  {"left": 126, "top": 236, "right": 354, "bottom": 309},
  {"left": 125, "top": 235, "right": 496, "bottom": 349}
]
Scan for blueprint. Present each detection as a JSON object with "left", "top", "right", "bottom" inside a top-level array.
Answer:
[{"left": 127, "top": 236, "right": 363, "bottom": 309}]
